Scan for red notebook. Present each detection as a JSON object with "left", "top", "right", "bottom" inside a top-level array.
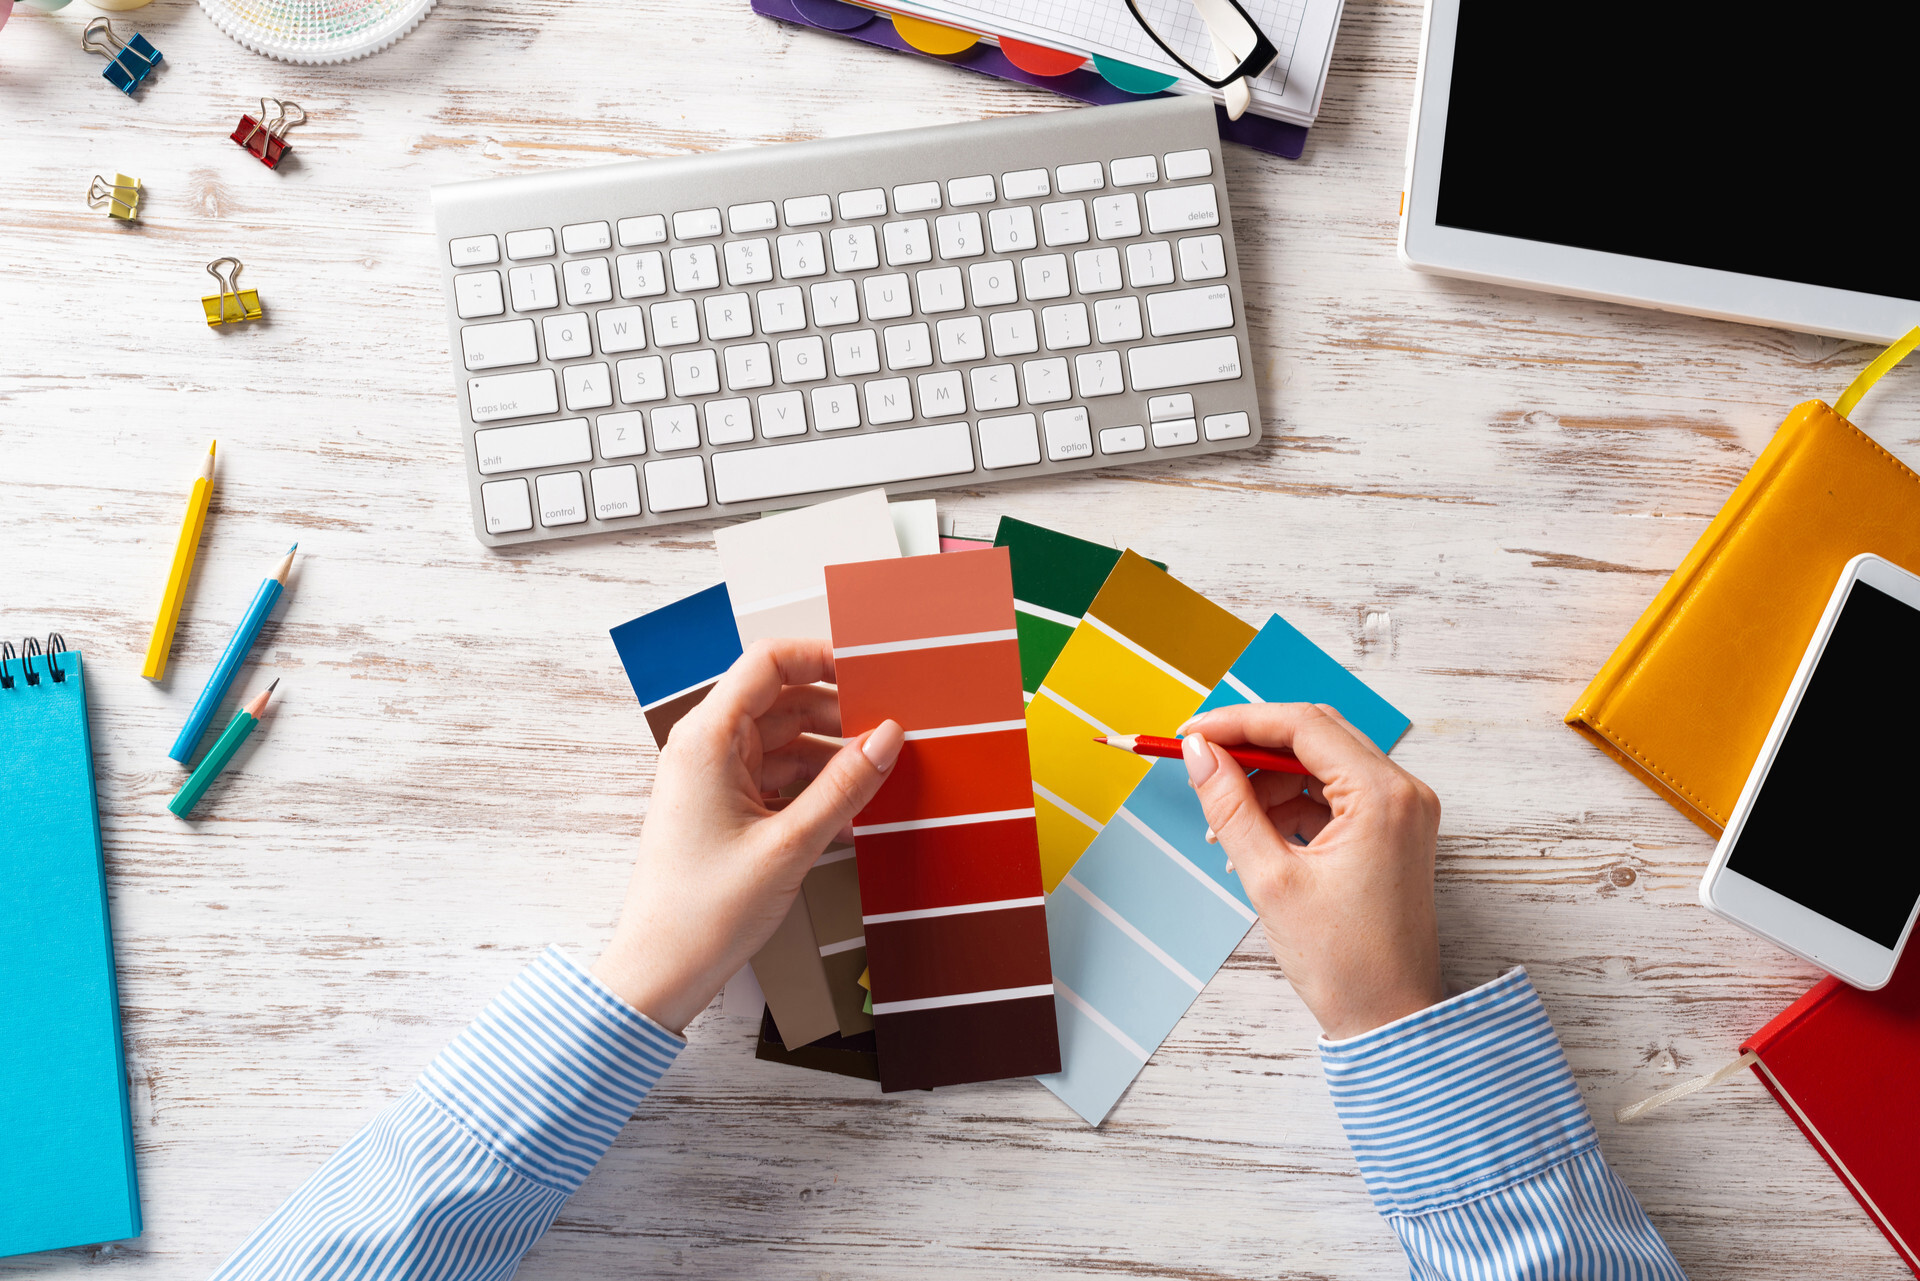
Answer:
[{"left": 1743, "top": 952, "right": 1920, "bottom": 1275}]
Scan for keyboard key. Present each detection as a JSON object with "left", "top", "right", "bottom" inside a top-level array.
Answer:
[
  {"left": 597, "top": 411, "right": 646, "bottom": 458},
  {"left": 990, "top": 309, "right": 1038, "bottom": 357},
  {"left": 759, "top": 390, "right": 807, "bottom": 438},
  {"left": 757, "top": 286, "right": 807, "bottom": 333},
  {"left": 838, "top": 188, "right": 888, "bottom": 220},
  {"left": 563, "top": 258, "right": 612, "bottom": 306},
  {"left": 1148, "top": 283, "right": 1233, "bottom": 336},
  {"left": 704, "top": 397, "right": 754, "bottom": 445},
  {"left": 1152, "top": 417, "right": 1198, "bottom": 447},
  {"left": 1021, "top": 254, "right": 1071, "bottom": 299},
  {"left": 978, "top": 413, "right": 1040, "bottom": 469},
  {"left": 508, "top": 264, "right": 558, "bottom": 312},
  {"left": 1092, "top": 194, "right": 1141, "bottom": 240},
  {"left": 728, "top": 202, "right": 777, "bottom": 233},
  {"left": 617, "top": 251, "right": 666, "bottom": 298},
  {"left": 670, "top": 244, "right": 720, "bottom": 292},
  {"left": 831, "top": 329, "right": 881, "bottom": 378},
  {"left": 506, "top": 228, "right": 555, "bottom": 260},
  {"left": 970, "top": 363, "right": 1018, "bottom": 411},
  {"left": 917, "top": 369, "right": 966, "bottom": 418},
  {"left": 935, "top": 212, "right": 984, "bottom": 259},
  {"left": 537, "top": 471, "right": 588, "bottom": 526},
  {"left": 562, "top": 221, "right": 612, "bottom": 253},
  {"left": 947, "top": 175, "right": 996, "bottom": 206},
  {"left": 936, "top": 315, "right": 986, "bottom": 363},
  {"left": 650, "top": 404, "right": 699, "bottom": 451},
  {"left": 1075, "top": 350, "right": 1123, "bottom": 397},
  {"left": 1002, "top": 168, "right": 1050, "bottom": 200},
  {"left": 1128, "top": 335, "right": 1241, "bottom": 390},
  {"left": 1204, "top": 411, "right": 1252, "bottom": 441},
  {"left": 811, "top": 385, "right": 861, "bottom": 431},
  {"left": 674, "top": 208, "right": 723, "bottom": 239},
  {"left": 1127, "top": 241, "right": 1176, "bottom": 287},
  {"left": 618, "top": 215, "right": 667, "bottom": 246},
  {"left": 884, "top": 219, "right": 933, "bottom": 266},
  {"left": 989, "top": 206, "right": 1038, "bottom": 254},
  {"left": 596, "top": 306, "right": 646, "bottom": 354},
  {"left": 1164, "top": 148, "right": 1212, "bottom": 180},
  {"left": 670, "top": 349, "right": 720, "bottom": 397},
  {"left": 1041, "top": 200, "right": 1090, "bottom": 246},
  {"left": 1074, "top": 247, "right": 1123, "bottom": 293},
  {"left": 709, "top": 422, "right": 975, "bottom": 504},
  {"left": 542, "top": 313, "right": 592, "bottom": 360},
  {"left": 1178, "top": 234, "right": 1227, "bottom": 281},
  {"left": 1149, "top": 393, "right": 1194, "bottom": 420},
  {"left": 1044, "top": 407, "right": 1093, "bottom": 460},
  {"left": 451, "top": 235, "right": 499, "bottom": 267},
  {"left": 1110, "top": 155, "right": 1158, "bottom": 186},
  {"left": 617, "top": 355, "right": 666, "bottom": 402},
  {"left": 831, "top": 225, "right": 879, "bottom": 272},
  {"left": 884, "top": 322, "right": 933, "bottom": 370},
  {"left": 915, "top": 266, "right": 965, "bottom": 313},
  {"left": 591, "top": 464, "right": 643, "bottom": 519},
  {"left": 1023, "top": 357, "right": 1070, "bottom": 404},
  {"left": 651, "top": 299, "right": 700, "bottom": 346},
  {"left": 784, "top": 194, "right": 832, "bottom": 226},
  {"left": 482, "top": 478, "right": 533, "bottom": 533},
  {"left": 1095, "top": 296, "right": 1143, "bottom": 344},
  {"left": 469, "top": 369, "right": 558, "bottom": 423},
  {"left": 724, "top": 238, "right": 774, "bottom": 286},
  {"left": 1099, "top": 424, "right": 1146, "bottom": 454},
  {"left": 865, "top": 377, "right": 913, "bottom": 424},
  {"left": 462, "top": 318, "right": 536, "bottom": 370},
  {"left": 1042, "top": 303, "right": 1090, "bottom": 350},
  {"left": 564, "top": 362, "right": 613, "bottom": 411},
  {"left": 968, "top": 261, "right": 1019, "bottom": 307},
  {"left": 473, "top": 414, "right": 587, "bottom": 472},
  {"left": 455, "top": 270, "right": 505, "bottom": 319},
  {"left": 777, "top": 232, "right": 826, "bottom": 278},
  {"left": 704, "top": 293, "right": 754, "bottom": 340},
  {"left": 1145, "top": 183, "right": 1220, "bottom": 234},
  {"left": 1056, "top": 162, "right": 1104, "bottom": 193},
  {"left": 778, "top": 335, "right": 827, "bottom": 382},
  {"left": 893, "top": 182, "right": 942, "bottom": 213},
  {"left": 645, "top": 456, "right": 709, "bottom": 512},
  {"left": 863, "top": 274, "right": 912, "bottom": 321},
  {"left": 725, "top": 342, "right": 774, "bottom": 390},
  {"left": 810, "top": 280, "right": 859, "bottom": 327}
]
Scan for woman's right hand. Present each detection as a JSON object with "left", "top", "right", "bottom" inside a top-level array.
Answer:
[{"left": 1178, "top": 703, "right": 1447, "bottom": 1041}]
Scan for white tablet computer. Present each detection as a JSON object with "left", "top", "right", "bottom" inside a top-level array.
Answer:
[{"left": 1398, "top": 3, "right": 1919, "bottom": 342}]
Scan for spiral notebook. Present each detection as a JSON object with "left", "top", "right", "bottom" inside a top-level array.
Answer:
[{"left": 0, "top": 640, "right": 142, "bottom": 1258}]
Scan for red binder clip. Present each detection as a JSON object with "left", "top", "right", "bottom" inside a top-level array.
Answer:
[{"left": 231, "top": 98, "right": 305, "bottom": 169}]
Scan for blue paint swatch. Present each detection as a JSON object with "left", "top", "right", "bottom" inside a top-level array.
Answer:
[{"left": 610, "top": 584, "right": 744, "bottom": 742}]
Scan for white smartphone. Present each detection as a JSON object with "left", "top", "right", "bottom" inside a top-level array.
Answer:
[{"left": 1699, "top": 553, "right": 1920, "bottom": 989}]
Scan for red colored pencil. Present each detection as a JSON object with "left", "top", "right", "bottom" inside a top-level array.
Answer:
[{"left": 1095, "top": 734, "right": 1309, "bottom": 776}]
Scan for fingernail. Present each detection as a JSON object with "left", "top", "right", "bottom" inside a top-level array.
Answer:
[
  {"left": 862, "top": 719, "right": 903, "bottom": 772},
  {"left": 1205, "top": 826, "right": 1218, "bottom": 845},
  {"left": 1176, "top": 711, "right": 1210, "bottom": 736},
  {"left": 1182, "top": 732, "right": 1217, "bottom": 786}
]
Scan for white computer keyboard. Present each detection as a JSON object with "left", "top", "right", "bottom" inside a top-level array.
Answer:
[{"left": 431, "top": 96, "right": 1262, "bottom": 546}]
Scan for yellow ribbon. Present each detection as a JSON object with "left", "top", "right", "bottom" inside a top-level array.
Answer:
[{"left": 1835, "top": 325, "right": 1920, "bottom": 420}]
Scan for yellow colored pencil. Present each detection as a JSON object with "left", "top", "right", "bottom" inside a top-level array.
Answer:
[{"left": 142, "top": 441, "right": 216, "bottom": 681}]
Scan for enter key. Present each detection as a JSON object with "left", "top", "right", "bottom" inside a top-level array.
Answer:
[{"left": 1145, "top": 285, "right": 1234, "bottom": 338}]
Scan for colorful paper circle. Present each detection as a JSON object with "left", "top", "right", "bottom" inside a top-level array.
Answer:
[
  {"left": 791, "top": 0, "right": 873, "bottom": 31},
  {"left": 891, "top": 14, "right": 977, "bottom": 55},
  {"left": 1092, "top": 54, "right": 1178, "bottom": 94},
  {"left": 999, "top": 37, "right": 1083, "bottom": 76},
  {"left": 20, "top": 0, "right": 74, "bottom": 11}
]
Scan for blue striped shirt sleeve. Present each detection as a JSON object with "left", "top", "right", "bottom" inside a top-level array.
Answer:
[
  {"left": 209, "top": 946, "right": 684, "bottom": 1281},
  {"left": 1318, "top": 967, "right": 1687, "bottom": 1281}
]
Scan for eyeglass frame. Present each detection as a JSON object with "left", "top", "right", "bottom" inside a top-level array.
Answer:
[{"left": 1121, "top": 0, "right": 1278, "bottom": 90}]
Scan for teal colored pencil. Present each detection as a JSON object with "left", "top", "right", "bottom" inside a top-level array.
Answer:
[{"left": 168, "top": 679, "right": 277, "bottom": 818}]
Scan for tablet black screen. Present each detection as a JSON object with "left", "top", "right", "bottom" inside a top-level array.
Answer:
[{"left": 1435, "top": 3, "right": 1920, "bottom": 302}]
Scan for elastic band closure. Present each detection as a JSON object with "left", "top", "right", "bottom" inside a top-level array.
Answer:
[{"left": 1835, "top": 326, "right": 1920, "bottom": 420}]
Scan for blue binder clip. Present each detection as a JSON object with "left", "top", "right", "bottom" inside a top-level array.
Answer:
[{"left": 82, "top": 18, "right": 162, "bottom": 95}]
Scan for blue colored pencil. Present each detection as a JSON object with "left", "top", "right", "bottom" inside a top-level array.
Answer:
[{"left": 169, "top": 545, "right": 296, "bottom": 764}]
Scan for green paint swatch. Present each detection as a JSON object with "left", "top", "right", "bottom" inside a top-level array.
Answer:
[{"left": 993, "top": 517, "right": 1166, "bottom": 694}]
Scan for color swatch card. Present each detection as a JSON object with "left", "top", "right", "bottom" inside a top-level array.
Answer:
[
  {"left": 609, "top": 583, "right": 744, "bottom": 745},
  {"left": 994, "top": 517, "right": 1127, "bottom": 698},
  {"left": 1027, "top": 551, "right": 1257, "bottom": 891},
  {"left": 720, "top": 489, "right": 902, "bottom": 642},
  {"left": 1040, "top": 614, "right": 1411, "bottom": 1124},
  {"left": 826, "top": 547, "right": 1061, "bottom": 1091}
]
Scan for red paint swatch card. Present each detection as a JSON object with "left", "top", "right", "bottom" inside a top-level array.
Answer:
[{"left": 826, "top": 546, "right": 1061, "bottom": 1091}]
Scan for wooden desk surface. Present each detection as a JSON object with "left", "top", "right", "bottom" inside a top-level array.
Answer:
[{"left": 5, "top": 0, "right": 1917, "bottom": 1274}]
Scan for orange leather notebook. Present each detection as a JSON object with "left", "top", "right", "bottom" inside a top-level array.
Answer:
[{"left": 1566, "top": 375, "right": 1920, "bottom": 834}]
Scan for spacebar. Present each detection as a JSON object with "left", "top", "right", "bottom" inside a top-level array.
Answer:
[{"left": 710, "top": 422, "right": 977, "bottom": 505}]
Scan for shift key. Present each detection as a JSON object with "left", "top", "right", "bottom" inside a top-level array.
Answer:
[
  {"left": 474, "top": 417, "right": 592, "bottom": 475},
  {"left": 468, "top": 368, "right": 558, "bottom": 422},
  {"left": 1127, "top": 335, "right": 1241, "bottom": 390}
]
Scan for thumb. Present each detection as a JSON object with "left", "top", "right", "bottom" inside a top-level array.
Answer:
[
  {"left": 773, "top": 719, "right": 904, "bottom": 857},
  {"left": 1184, "top": 733, "right": 1281, "bottom": 856}
]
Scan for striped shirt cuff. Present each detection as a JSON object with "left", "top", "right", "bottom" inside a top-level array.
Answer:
[
  {"left": 418, "top": 946, "right": 685, "bottom": 1194},
  {"left": 1318, "top": 967, "right": 1598, "bottom": 1218}
]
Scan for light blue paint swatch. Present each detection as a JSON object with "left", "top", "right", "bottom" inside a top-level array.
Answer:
[{"left": 1037, "top": 613, "right": 1411, "bottom": 1124}]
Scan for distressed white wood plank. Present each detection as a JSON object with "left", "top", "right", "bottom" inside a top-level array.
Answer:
[{"left": 4, "top": 0, "right": 1919, "bottom": 1275}]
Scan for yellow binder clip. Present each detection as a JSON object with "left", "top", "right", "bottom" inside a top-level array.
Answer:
[
  {"left": 87, "top": 173, "right": 142, "bottom": 221},
  {"left": 201, "top": 257, "right": 263, "bottom": 327}
]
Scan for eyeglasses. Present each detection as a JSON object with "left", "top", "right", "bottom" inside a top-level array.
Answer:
[{"left": 1121, "top": 0, "right": 1278, "bottom": 101}]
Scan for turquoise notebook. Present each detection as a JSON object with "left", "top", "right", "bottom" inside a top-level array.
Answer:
[{"left": 0, "top": 643, "right": 142, "bottom": 1257}]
